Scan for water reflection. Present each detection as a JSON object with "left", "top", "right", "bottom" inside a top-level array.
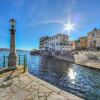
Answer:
[
  {"left": 68, "top": 68, "right": 76, "bottom": 84},
  {"left": 28, "top": 56, "right": 100, "bottom": 100}
]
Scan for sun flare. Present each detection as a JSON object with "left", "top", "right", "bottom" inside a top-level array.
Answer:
[{"left": 63, "top": 17, "right": 74, "bottom": 36}]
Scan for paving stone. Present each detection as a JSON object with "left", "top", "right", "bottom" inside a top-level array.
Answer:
[
  {"left": 16, "top": 80, "right": 26, "bottom": 89},
  {"left": 33, "top": 96, "right": 39, "bottom": 100},
  {"left": 47, "top": 93, "right": 65, "bottom": 100},
  {"left": 39, "top": 85, "right": 52, "bottom": 93},
  {"left": 31, "top": 81, "right": 40, "bottom": 90},
  {"left": 13, "top": 77, "right": 20, "bottom": 86},
  {"left": 40, "top": 97, "right": 46, "bottom": 100},
  {"left": 25, "top": 91, "right": 38, "bottom": 100},
  {"left": 19, "top": 76, "right": 32, "bottom": 85},
  {"left": 10, "top": 84, "right": 20, "bottom": 93},
  {"left": 11, "top": 89, "right": 29, "bottom": 100},
  {"left": 45, "top": 92, "right": 50, "bottom": 97},
  {"left": 0, "top": 87, "right": 13, "bottom": 100},
  {"left": 25, "top": 97, "right": 33, "bottom": 100},
  {"left": 25, "top": 94, "right": 34, "bottom": 100},
  {"left": 32, "top": 90, "right": 39, "bottom": 96},
  {"left": 39, "top": 92, "right": 46, "bottom": 97},
  {"left": 31, "top": 81, "right": 40, "bottom": 86},
  {"left": 25, "top": 84, "right": 33, "bottom": 92}
]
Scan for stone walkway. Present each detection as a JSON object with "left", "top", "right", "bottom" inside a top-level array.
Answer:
[{"left": 0, "top": 72, "right": 84, "bottom": 100}]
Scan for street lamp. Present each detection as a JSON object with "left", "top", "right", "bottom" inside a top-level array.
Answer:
[
  {"left": 8, "top": 18, "right": 17, "bottom": 70},
  {"left": 9, "top": 19, "right": 16, "bottom": 27}
]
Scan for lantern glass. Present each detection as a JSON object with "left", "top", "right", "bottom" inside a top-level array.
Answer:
[{"left": 9, "top": 19, "right": 16, "bottom": 27}]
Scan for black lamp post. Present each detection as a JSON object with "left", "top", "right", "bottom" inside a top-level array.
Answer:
[{"left": 8, "top": 19, "right": 17, "bottom": 70}]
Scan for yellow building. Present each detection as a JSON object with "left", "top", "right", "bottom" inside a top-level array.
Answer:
[
  {"left": 71, "top": 40, "right": 80, "bottom": 50},
  {"left": 80, "top": 37, "right": 87, "bottom": 49}
]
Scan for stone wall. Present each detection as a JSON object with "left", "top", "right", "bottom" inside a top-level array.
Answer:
[{"left": 74, "top": 51, "right": 100, "bottom": 69}]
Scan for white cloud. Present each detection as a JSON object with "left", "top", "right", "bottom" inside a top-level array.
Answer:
[{"left": 28, "top": 19, "right": 65, "bottom": 27}]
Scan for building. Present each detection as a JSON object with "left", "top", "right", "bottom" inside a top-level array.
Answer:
[
  {"left": 39, "top": 36, "right": 50, "bottom": 50},
  {"left": 70, "top": 37, "right": 87, "bottom": 50},
  {"left": 87, "top": 28, "right": 100, "bottom": 49},
  {"left": 75, "top": 40, "right": 80, "bottom": 50},
  {"left": 71, "top": 41, "right": 77, "bottom": 50},
  {"left": 80, "top": 37, "right": 87, "bottom": 49},
  {"left": 45, "top": 33, "right": 72, "bottom": 53}
]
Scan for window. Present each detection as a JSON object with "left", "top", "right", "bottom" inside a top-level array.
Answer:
[
  {"left": 56, "top": 43, "right": 58, "bottom": 46},
  {"left": 92, "top": 32, "right": 96, "bottom": 37},
  {"left": 56, "top": 36, "right": 58, "bottom": 39}
]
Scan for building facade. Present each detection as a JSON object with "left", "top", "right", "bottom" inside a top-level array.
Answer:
[
  {"left": 39, "top": 33, "right": 72, "bottom": 53},
  {"left": 39, "top": 36, "right": 50, "bottom": 50},
  {"left": 87, "top": 28, "right": 100, "bottom": 49},
  {"left": 71, "top": 41, "right": 77, "bottom": 50},
  {"left": 80, "top": 37, "right": 87, "bottom": 49},
  {"left": 46, "top": 34, "right": 71, "bottom": 52},
  {"left": 75, "top": 40, "right": 80, "bottom": 50}
]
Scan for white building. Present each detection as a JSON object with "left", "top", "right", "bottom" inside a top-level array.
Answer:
[
  {"left": 45, "top": 33, "right": 72, "bottom": 53},
  {"left": 39, "top": 36, "right": 50, "bottom": 50}
]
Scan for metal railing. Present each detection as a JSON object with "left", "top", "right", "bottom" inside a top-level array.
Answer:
[
  {"left": 0, "top": 55, "right": 8, "bottom": 68},
  {"left": 17, "top": 55, "right": 27, "bottom": 72},
  {"left": 0, "top": 55, "right": 27, "bottom": 72}
]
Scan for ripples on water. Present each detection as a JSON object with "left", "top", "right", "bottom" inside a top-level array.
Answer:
[{"left": 0, "top": 51, "right": 100, "bottom": 100}]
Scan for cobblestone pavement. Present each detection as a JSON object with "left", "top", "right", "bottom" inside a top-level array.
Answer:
[{"left": 0, "top": 72, "right": 84, "bottom": 100}]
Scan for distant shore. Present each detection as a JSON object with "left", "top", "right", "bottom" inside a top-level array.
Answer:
[{"left": 0, "top": 48, "right": 29, "bottom": 52}]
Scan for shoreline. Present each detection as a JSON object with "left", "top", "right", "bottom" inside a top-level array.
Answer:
[
  {"left": 76, "top": 62, "right": 100, "bottom": 70},
  {"left": 32, "top": 53, "right": 100, "bottom": 70},
  {"left": 53, "top": 55, "right": 100, "bottom": 70},
  {"left": 54, "top": 55, "right": 100, "bottom": 70}
]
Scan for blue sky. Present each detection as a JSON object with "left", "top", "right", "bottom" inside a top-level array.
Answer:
[{"left": 0, "top": 0, "right": 100, "bottom": 50}]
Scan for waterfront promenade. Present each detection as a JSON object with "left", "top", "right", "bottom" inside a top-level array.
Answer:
[
  {"left": 0, "top": 73, "right": 83, "bottom": 100},
  {"left": 0, "top": 70, "right": 83, "bottom": 100}
]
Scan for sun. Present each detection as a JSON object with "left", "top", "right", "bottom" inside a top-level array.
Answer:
[
  {"left": 63, "top": 19, "right": 74, "bottom": 36},
  {"left": 64, "top": 23, "right": 74, "bottom": 31}
]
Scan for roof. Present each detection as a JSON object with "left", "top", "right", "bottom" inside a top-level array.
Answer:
[{"left": 79, "top": 37, "right": 87, "bottom": 39}]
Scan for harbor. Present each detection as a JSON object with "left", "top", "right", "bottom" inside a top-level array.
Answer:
[{"left": 0, "top": 0, "right": 100, "bottom": 99}]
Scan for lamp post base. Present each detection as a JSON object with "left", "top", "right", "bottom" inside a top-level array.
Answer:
[{"left": 8, "top": 53, "right": 17, "bottom": 70}]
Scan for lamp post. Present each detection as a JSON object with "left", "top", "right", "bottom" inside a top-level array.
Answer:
[{"left": 8, "top": 19, "right": 17, "bottom": 70}]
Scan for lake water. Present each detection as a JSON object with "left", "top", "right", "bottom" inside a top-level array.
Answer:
[{"left": 0, "top": 51, "right": 100, "bottom": 100}]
